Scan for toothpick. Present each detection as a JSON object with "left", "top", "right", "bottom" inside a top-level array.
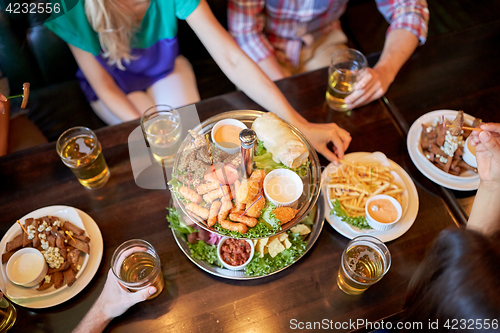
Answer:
[
  {"left": 240, "top": 192, "right": 263, "bottom": 217},
  {"left": 445, "top": 124, "right": 482, "bottom": 132},
  {"left": 205, "top": 133, "right": 214, "bottom": 166},
  {"left": 16, "top": 220, "right": 29, "bottom": 235},
  {"left": 65, "top": 230, "right": 76, "bottom": 242}
]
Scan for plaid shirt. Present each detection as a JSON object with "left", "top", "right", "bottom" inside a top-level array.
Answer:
[{"left": 228, "top": 0, "right": 429, "bottom": 66}]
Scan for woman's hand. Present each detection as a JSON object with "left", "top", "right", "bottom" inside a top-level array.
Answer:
[
  {"left": 469, "top": 123, "right": 500, "bottom": 185},
  {"left": 344, "top": 67, "right": 392, "bottom": 109},
  {"left": 0, "top": 93, "right": 6, "bottom": 114},
  {"left": 295, "top": 120, "right": 351, "bottom": 164}
]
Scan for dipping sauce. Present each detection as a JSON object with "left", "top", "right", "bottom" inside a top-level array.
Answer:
[
  {"left": 265, "top": 175, "right": 300, "bottom": 203},
  {"left": 10, "top": 252, "right": 45, "bottom": 284},
  {"left": 220, "top": 239, "right": 252, "bottom": 266},
  {"left": 214, "top": 125, "right": 242, "bottom": 149},
  {"left": 368, "top": 199, "right": 398, "bottom": 224},
  {"left": 467, "top": 138, "right": 476, "bottom": 156}
]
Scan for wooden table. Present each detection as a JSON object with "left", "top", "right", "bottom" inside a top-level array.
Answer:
[
  {"left": 1, "top": 68, "right": 457, "bottom": 332},
  {"left": 384, "top": 20, "right": 500, "bottom": 221}
]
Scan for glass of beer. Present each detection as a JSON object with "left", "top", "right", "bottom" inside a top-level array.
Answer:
[
  {"left": 111, "top": 239, "right": 164, "bottom": 300},
  {"left": 326, "top": 48, "right": 367, "bottom": 112},
  {"left": 141, "top": 105, "right": 182, "bottom": 166},
  {"left": 0, "top": 292, "right": 16, "bottom": 332},
  {"left": 56, "top": 127, "right": 110, "bottom": 189},
  {"left": 337, "top": 235, "right": 391, "bottom": 295}
]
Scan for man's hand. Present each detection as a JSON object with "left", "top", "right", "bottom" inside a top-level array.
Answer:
[
  {"left": 344, "top": 67, "right": 392, "bottom": 109},
  {"left": 295, "top": 121, "right": 351, "bottom": 164}
]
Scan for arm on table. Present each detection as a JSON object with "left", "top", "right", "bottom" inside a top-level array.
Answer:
[
  {"left": 227, "top": 0, "right": 289, "bottom": 81},
  {"left": 72, "top": 269, "right": 156, "bottom": 333},
  {"left": 68, "top": 45, "right": 141, "bottom": 122},
  {"left": 188, "top": 0, "right": 351, "bottom": 162},
  {"left": 467, "top": 123, "right": 500, "bottom": 236},
  {"left": 346, "top": 0, "right": 429, "bottom": 109}
]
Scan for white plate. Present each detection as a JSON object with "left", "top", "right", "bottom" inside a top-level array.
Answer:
[
  {"left": 407, "top": 110, "right": 480, "bottom": 191},
  {"left": 0, "top": 206, "right": 103, "bottom": 308},
  {"left": 322, "top": 152, "right": 419, "bottom": 242}
]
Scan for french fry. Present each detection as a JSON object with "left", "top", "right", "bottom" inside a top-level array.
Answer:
[{"left": 328, "top": 160, "right": 405, "bottom": 220}]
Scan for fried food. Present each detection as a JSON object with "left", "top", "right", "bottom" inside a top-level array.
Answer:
[
  {"left": 249, "top": 169, "right": 266, "bottom": 187},
  {"left": 245, "top": 196, "right": 265, "bottom": 218},
  {"left": 218, "top": 199, "right": 233, "bottom": 222},
  {"left": 186, "top": 203, "right": 210, "bottom": 220},
  {"left": 208, "top": 201, "right": 221, "bottom": 227},
  {"left": 179, "top": 186, "right": 202, "bottom": 204},
  {"left": 229, "top": 213, "right": 257, "bottom": 227},
  {"left": 219, "top": 219, "right": 248, "bottom": 234},
  {"left": 327, "top": 160, "right": 404, "bottom": 218},
  {"left": 236, "top": 179, "right": 260, "bottom": 204},
  {"left": 195, "top": 181, "right": 220, "bottom": 195},
  {"left": 203, "top": 185, "right": 231, "bottom": 203},
  {"left": 273, "top": 207, "right": 299, "bottom": 225}
]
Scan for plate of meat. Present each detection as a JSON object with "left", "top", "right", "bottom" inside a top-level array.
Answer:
[
  {"left": 407, "top": 110, "right": 480, "bottom": 191},
  {"left": 0, "top": 206, "right": 103, "bottom": 308}
]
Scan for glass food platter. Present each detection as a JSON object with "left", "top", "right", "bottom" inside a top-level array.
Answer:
[
  {"left": 170, "top": 194, "right": 325, "bottom": 280},
  {"left": 170, "top": 110, "right": 321, "bottom": 239}
]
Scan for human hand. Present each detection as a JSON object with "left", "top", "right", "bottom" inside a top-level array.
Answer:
[
  {"left": 96, "top": 269, "right": 157, "bottom": 320},
  {"left": 344, "top": 67, "right": 392, "bottom": 109},
  {"left": 296, "top": 121, "right": 351, "bottom": 164},
  {"left": 0, "top": 93, "right": 6, "bottom": 114},
  {"left": 469, "top": 123, "right": 500, "bottom": 185}
]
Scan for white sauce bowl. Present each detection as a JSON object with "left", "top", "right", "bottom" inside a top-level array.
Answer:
[
  {"left": 6, "top": 247, "right": 48, "bottom": 288},
  {"left": 211, "top": 119, "right": 247, "bottom": 154},
  {"left": 463, "top": 136, "right": 477, "bottom": 168},
  {"left": 365, "top": 195, "right": 402, "bottom": 231},
  {"left": 263, "top": 169, "right": 303, "bottom": 207}
]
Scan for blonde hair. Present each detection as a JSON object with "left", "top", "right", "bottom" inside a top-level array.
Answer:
[{"left": 84, "top": 0, "right": 138, "bottom": 69}]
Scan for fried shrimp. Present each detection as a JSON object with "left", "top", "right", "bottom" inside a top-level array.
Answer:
[
  {"left": 207, "top": 201, "right": 221, "bottom": 227},
  {"left": 179, "top": 186, "right": 202, "bottom": 204},
  {"left": 186, "top": 203, "right": 210, "bottom": 220},
  {"left": 218, "top": 199, "right": 233, "bottom": 221},
  {"left": 219, "top": 219, "right": 248, "bottom": 234},
  {"left": 236, "top": 179, "right": 260, "bottom": 204},
  {"left": 229, "top": 213, "right": 257, "bottom": 227}
]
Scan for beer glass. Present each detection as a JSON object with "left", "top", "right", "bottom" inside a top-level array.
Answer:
[
  {"left": 56, "top": 127, "right": 110, "bottom": 189},
  {"left": 0, "top": 293, "right": 16, "bottom": 332},
  {"left": 141, "top": 105, "right": 182, "bottom": 165},
  {"left": 111, "top": 239, "right": 164, "bottom": 300},
  {"left": 337, "top": 235, "right": 391, "bottom": 295},
  {"left": 326, "top": 48, "right": 367, "bottom": 112}
]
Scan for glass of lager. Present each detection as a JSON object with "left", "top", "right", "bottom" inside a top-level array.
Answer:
[
  {"left": 141, "top": 105, "right": 182, "bottom": 166},
  {"left": 56, "top": 127, "right": 110, "bottom": 189},
  {"left": 337, "top": 235, "right": 391, "bottom": 295},
  {"left": 0, "top": 292, "right": 16, "bottom": 332},
  {"left": 111, "top": 239, "right": 164, "bottom": 300},
  {"left": 326, "top": 48, "right": 367, "bottom": 112}
]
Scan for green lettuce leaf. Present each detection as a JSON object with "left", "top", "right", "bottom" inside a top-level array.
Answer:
[
  {"left": 330, "top": 199, "right": 372, "bottom": 230},
  {"left": 188, "top": 241, "right": 223, "bottom": 268},
  {"left": 166, "top": 207, "right": 197, "bottom": 241}
]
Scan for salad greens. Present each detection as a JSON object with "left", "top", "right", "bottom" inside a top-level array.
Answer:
[
  {"left": 261, "top": 202, "right": 281, "bottom": 229},
  {"left": 244, "top": 231, "right": 308, "bottom": 276},
  {"left": 166, "top": 208, "right": 223, "bottom": 267},
  {"left": 253, "top": 140, "right": 310, "bottom": 177},
  {"left": 330, "top": 199, "right": 372, "bottom": 230},
  {"left": 213, "top": 217, "right": 281, "bottom": 239}
]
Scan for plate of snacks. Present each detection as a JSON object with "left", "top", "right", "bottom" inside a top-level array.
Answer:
[
  {"left": 407, "top": 110, "right": 480, "bottom": 190},
  {"left": 169, "top": 110, "right": 321, "bottom": 239},
  {"left": 167, "top": 195, "right": 324, "bottom": 279},
  {"left": 322, "top": 152, "right": 419, "bottom": 242},
  {"left": 0, "top": 206, "right": 103, "bottom": 308}
]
